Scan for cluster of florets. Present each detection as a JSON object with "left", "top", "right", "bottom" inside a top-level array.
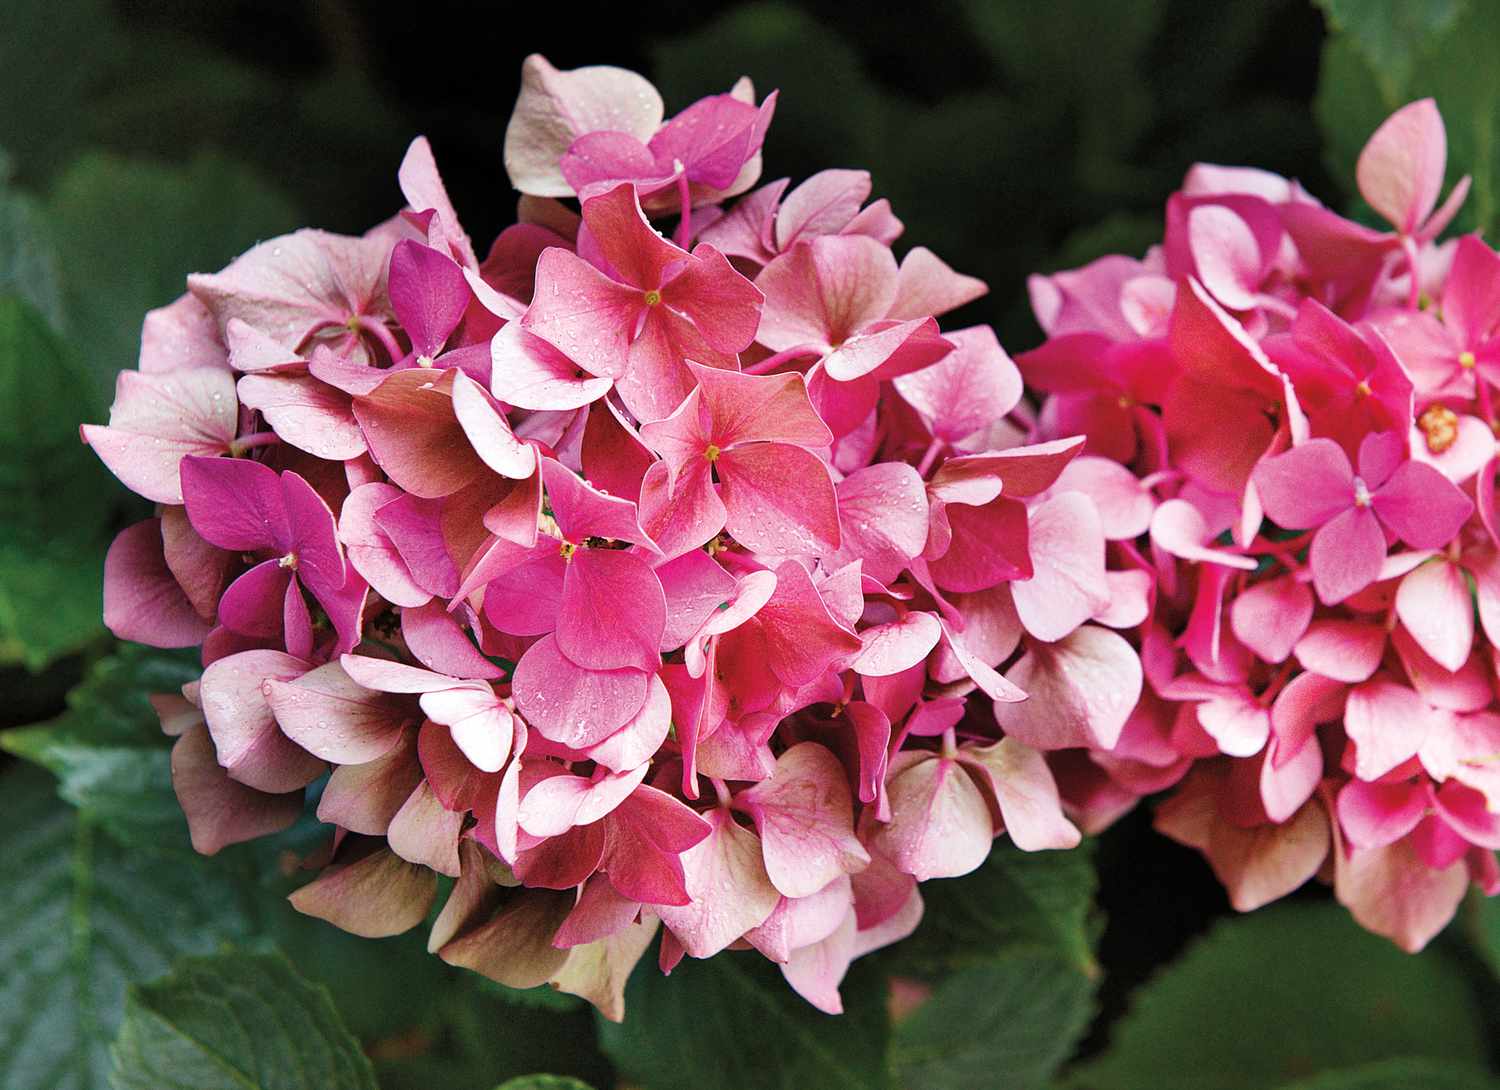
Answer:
[
  {"left": 1019, "top": 98, "right": 1500, "bottom": 951},
  {"left": 84, "top": 55, "right": 1144, "bottom": 1017}
]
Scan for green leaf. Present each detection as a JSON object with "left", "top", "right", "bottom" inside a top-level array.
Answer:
[
  {"left": 1314, "top": 0, "right": 1468, "bottom": 102},
  {"left": 1071, "top": 902, "right": 1489, "bottom": 1090},
  {"left": 1275, "top": 1058, "right": 1500, "bottom": 1090},
  {"left": 1467, "top": 889, "right": 1500, "bottom": 978},
  {"left": 109, "top": 949, "right": 377, "bottom": 1090},
  {"left": 0, "top": 765, "right": 258, "bottom": 1090},
  {"left": 46, "top": 151, "right": 298, "bottom": 407},
  {"left": 493, "top": 1078, "right": 596, "bottom": 1090},
  {"left": 887, "top": 840, "right": 1100, "bottom": 979},
  {"left": 892, "top": 951, "right": 1094, "bottom": 1090},
  {"left": 0, "top": 186, "right": 65, "bottom": 326},
  {"left": 3, "top": 645, "right": 200, "bottom": 848},
  {"left": 0, "top": 294, "right": 117, "bottom": 669},
  {"left": 1316, "top": 2, "right": 1500, "bottom": 235},
  {"left": 598, "top": 947, "right": 892, "bottom": 1090}
]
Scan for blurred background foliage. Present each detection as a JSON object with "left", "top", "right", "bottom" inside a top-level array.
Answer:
[{"left": 2, "top": 1, "right": 1499, "bottom": 1088}]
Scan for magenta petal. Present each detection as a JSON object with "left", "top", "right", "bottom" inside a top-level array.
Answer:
[
  {"left": 180, "top": 455, "right": 289, "bottom": 553},
  {"left": 1308, "top": 506, "right": 1386, "bottom": 605},
  {"left": 511, "top": 634, "right": 649, "bottom": 749},
  {"left": 103, "top": 519, "right": 212, "bottom": 647},
  {"left": 1372, "top": 460, "right": 1474, "bottom": 548},
  {"left": 1293, "top": 620, "right": 1387, "bottom": 683},
  {"left": 389, "top": 239, "right": 471, "bottom": 357},
  {"left": 218, "top": 559, "right": 294, "bottom": 641},
  {"left": 280, "top": 470, "right": 347, "bottom": 601},
  {"left": 198, "top": 649, "right": 323, "bottom": 792},
  {"left": 1336, "top": 778, "right": 1429, "bottom": 850},
  {"left": 338, "top": 483, "right": 430, "bottom": 608},
  {"left": 1251, "top": 438, "right": 1353, "bottom": 530}
]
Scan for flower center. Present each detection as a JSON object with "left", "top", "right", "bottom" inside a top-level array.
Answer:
[
  {"left": 1353, "top": 380, "right": 1371, "bottom": 398},
  {"left": 1352, "top": 476, "right": 1372, "bottom": 507},
  {"left": 1419, "top": 404, "right": 1460, "bottom": 454},
  {"left": 643, "top": 289, "right": 662, "bottom": 307},
  {"left": 704, "top": 443, "right": 721, "bottom": 462},
  {"left": 1460, "top": 350, "right": 1477, "bottom": 370},
  {"left": 277, "top": 551, "right": 299, "bottom": 570},
  {"left": 559, "top": 540, "right": 577, "bottom": 561},
  {"left": 417, "top": 353, "right": 435, "bottom": 368}
]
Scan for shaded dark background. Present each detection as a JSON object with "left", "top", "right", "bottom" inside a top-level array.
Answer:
[{"left": 10, "top": 1, "right": 1435, "bottom": 1082}]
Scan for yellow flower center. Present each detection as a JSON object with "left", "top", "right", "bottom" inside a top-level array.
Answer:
[
  {"left": 704, "top": 443, "right": 721, "bottom": 462},
  {"left": 559, "top": 540, "right": 577, "bottom": 561},
  {"left": 1419, "top": 404, "right": 1460, "bottom": 454},
  {"left": 643, "top": 289, "right": 662, "bottom": 307},
  {"left": 1460, "top": 350, "right": 1477, "bottom": 370},
  {"left": 1353, "top": 380, "right": 1371, "bottom": 398},
  {"left": 277, "top": 552, "right": 299, "bottom": 570}
]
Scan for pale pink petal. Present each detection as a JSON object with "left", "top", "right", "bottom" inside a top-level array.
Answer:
[
  {"left": 420, "top": 686, "right": 513, "bottom": 773},
  {"left": 821, "top": 462, "right": 927, "bottom": 584},
  {"left": 1335, "top": 834, "right": 1469, "bottom": 952},
  {"left": 1293, "top": 620, "right": 1387, "bottom": 683},
  {"left": 1049, "top": 456, "right": 1154, "bottom": 540},
  {"left": 851, "top": 612, "right": 942, "bottom": 677},
  {"left": 337, "top": 482, "right": 430, "bottom": 607},
  {"left": 451, "top": 369, "right": 537, "bottom": 479},
  {"left": 1188, "top": 204, "right": 1265, "bottom": 311},
  {"left": 263, "top": 661, "right": 412, "bottom": 764},
  {"left": 873, "top": 753, "right": 993, "bottom": 881},
  {"left": 1394, "top": 559, "right": 1474, "bottom": 671},
  {"left": 289, "top": 846, "right": 437, "bottom": 938},
  {"left": 1011, "top": 492, "right": 1112, "bottom": 642},
  {"left": 388, "top": 779, "right": 464, "bottom": 876},
  {"left": 888, "top": 247, "right": 987, "bottom": 321},
  {"left": 198, "top": 649, "right": 323, "bottom": 792},
  {"left": 735, "top": 743, "right": 871, "bottom": 898},
  {"left": 656, "top": 808, "right": 779, "bottom": 958},
  {"left": 1356, "top": 98, "right": 1446, "bottom": 235},
  {"left": 892, "top": 326, "right": 1020, "bottom": 443},
  {"left": 170, "top": 727, "right": 302, "bottom": 855},
  {"left": 754, "top": 235, "right": 897, "bottom": 351},
  {"left": 994, "top": 625, "right": 1142, "bottom": 750},
  {"left": 236, "top": 372, "right": 366, "bottom": 460},
  {"left": 1197, "top": 693, "right": 1272, "bottom": 758},
  {"left": 780, "top": 911, "right": 857, "bottom": 1015},
  {"left": 959, "top": 737, "right": 1081, "bottom": 850},
  {"left": 490, "top": 321, "right": 612, "bottom": 410},
  {"left": 503, "top": 54, "right": 664, "bottom": 197},
  {"left": 1345, "top": 678, "right": 1446, "bottom": 780}
]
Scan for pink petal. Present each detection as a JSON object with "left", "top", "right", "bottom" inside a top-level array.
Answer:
[
  {"left": 1196, "top": 692, "right": 1272, "bottom": 758},
  {"left": 1356, "top": 98, "right": 1446, "bottom": 235},
  {"left": 892, "top": 326, "right": 1021, "bottom": 443},
  {"left": 1309, "top": 506, "right": 1386, "bottom": 605},
  {"left": 542, "top": 455, "right": 655, "bottom": 549},
  {"left": 1334, "top": 835, "right": 1468, "bottom": 953},
  {"left": 1049, "top": 456, "right": 1154, "bottom": 541},
  {"left": 960, "top": 737, "right": 1081, "bottom": 850},
  {"left": 388, "top": 780, "right": 464, "bottom": 876},
  {"left": 489, "top": 321, "right": 612, "bottom": 410},
  {"left": 317, "top": 727, "right": 423, "bottom": 835},
  {"left": 170, "top": 727, "right": 302, "bottom": 854},
  {"left": 1345, "top": 678, "right": 1445, "bottom": 780},
  {"left": 656, "top": 550, "right": 737, "bottom": 652},
  {"left": 263, "top": 661, "right": 411, "bottom": 764},
  {"left": 399, "top": 136, "right": 476, "bottom": 267},
  {"left": 198, "top": 649, "right": 323, "bottom": 792},
  {"left": 1230, "top": 575, "right": 1313, "bottom": 664},
  {"left": 995, "top": 625, "right": 1142, "bottom": 750},
  {"left": 821, "top": 462, "right": 927, "bottom": 584},
  {"left": 180, "top": 455, "right": 289, "bottom": 553},
  {"left": 656, "top": 808, "right": 780, "bottom": 957},
  {"left": 289, "top": 846, "right": 437, "bottom": 938},
  {"left": 755, "top": 235, "right": 897, "bottom": 352},
  {"left": 103, "top": 519, "right": 212, "bottom": 647},
  {"left": 557, "top": 549, "right": 666, "bottom": 672},
  {"left": 582, "top": 673, "right": 673, "bottom": 772},
  {"left": 718, "top": 443, "right": 841, "bottom": 555},
  {"left": 1011, "top": 492, "right": 1112, "bottom": 642},
  {"left": 420, "top": 686, "right": 513, "bottom": 773},
  {"left": 780, "top": 911, "right": 857, "bottom": 1015},
  {"left": 1372, "top": 459, "right": 1474, "bottom": 548},
  {"left": 1187, "top": 204, "right": 1265, "bottom": 311},
  {"left": 82, "top": 368, "right": 238, "bottom": 504},
  {"left": 1395, "top": 559, "right": 1474, "bottom": 672},
  {"left": 735, "top": 742, "right": 871, "bottom": 899},
  {"left": 337, "top": 482, "right": 430, "bottom": 608},
  {"left": 352, "top": 368, "right": 488, "bottom": 498},
  {"left": 851, "top": 611, "right": 942, "bottom": 677},
  {"left": 503, "top": 54, "right": 664, "bottom": 198},
  {"left": 510, "top": 634, "right": 649, "bottom": 749},
  {"left": 389, "top": 239, "right": 470, "bottom": 356},
  {"left": 1293, "top": 620, "right": 1387, "bottom": 683},
  {"left": 888, "top": 247, "right": 987, "bottom": 321},
  {"left": 774, "top": 169, "right": 868, "bottom": 250},
  {"left": 691, "top": 363, "right": 831, "bottom": 449},
  {"left": 451, "top": 370, "right": 537, "bottom": 479},
  {"left": 753, "top": 561, "right": 861, "bottom": 687},
  {"left": 1336, "top": 778, "right": 1430, "bottom": 850},
  {"left": 1251, "top": 438, "right": 1354, "bottom": 529},
  {"left": 873, "top": 753, "right": 993, "bottom": 881},
  {"left": 1150, "top": 498, "right": 1258, "bottom": 571}
]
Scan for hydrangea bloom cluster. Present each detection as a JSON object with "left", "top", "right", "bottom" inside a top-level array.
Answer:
[
  {"left": 1020, "top": 98, "right": 1500, "bottom": 951},
  {"left": 84, "top": 55, "right": 1143, "bottom": 1017}
]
